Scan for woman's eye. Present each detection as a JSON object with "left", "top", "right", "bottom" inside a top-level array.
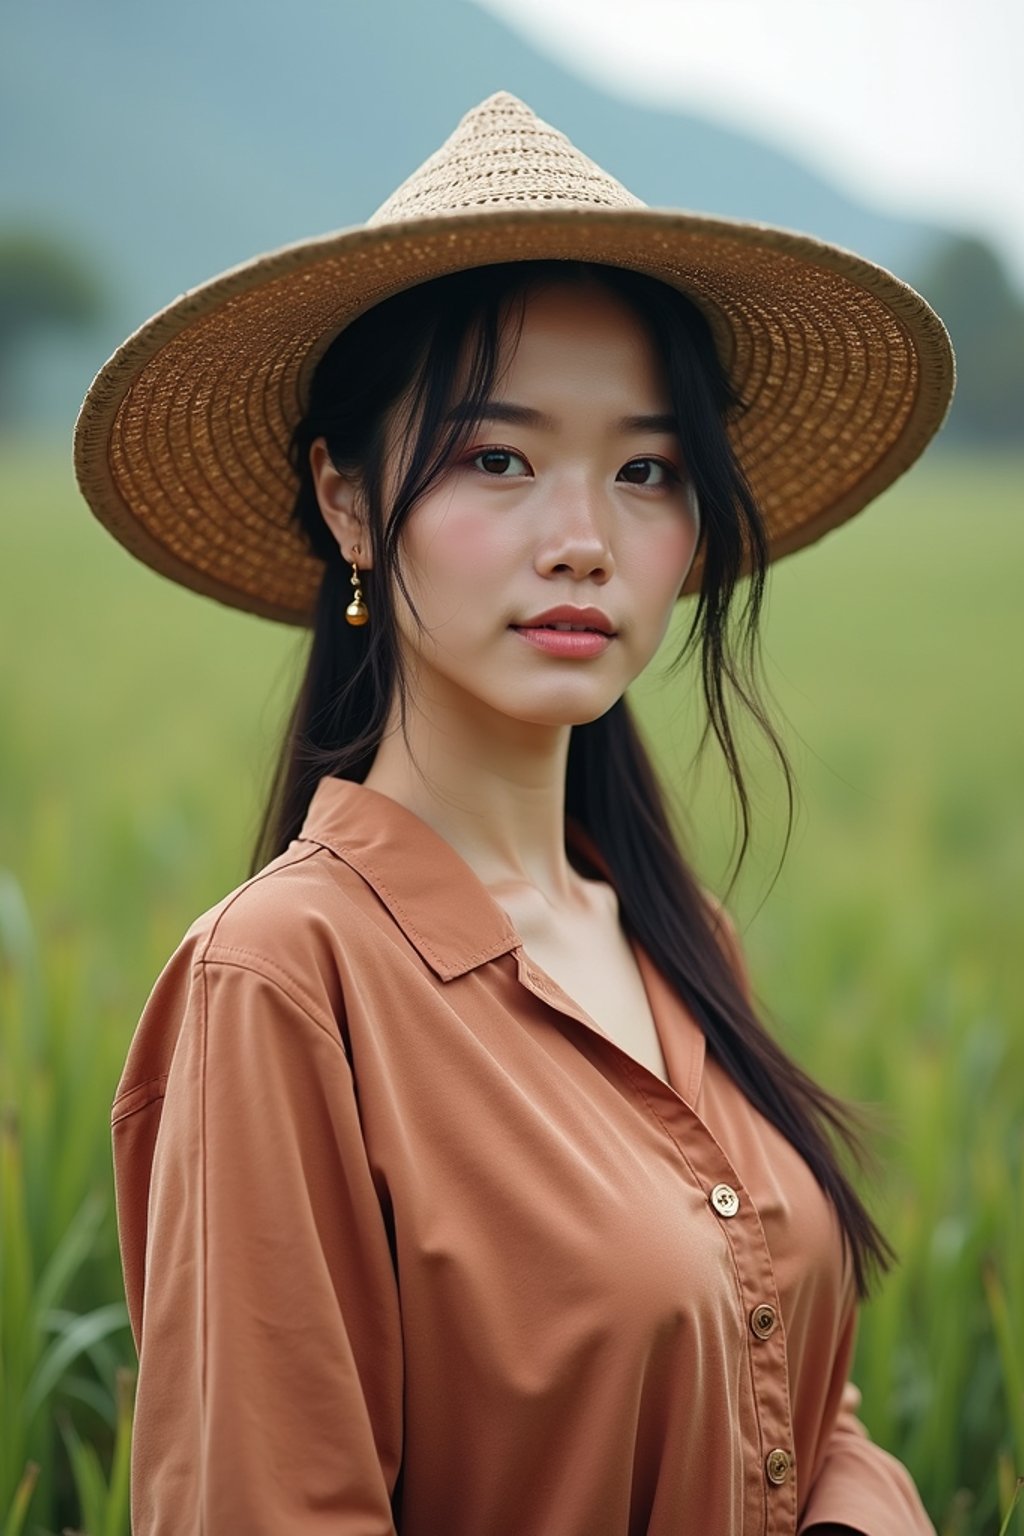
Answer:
[
  {"left": 618, "top": 457, "right": 678, "bottom": 487},
  {"left": 472, "top": 448, "right": 530, "bottom": 477}
]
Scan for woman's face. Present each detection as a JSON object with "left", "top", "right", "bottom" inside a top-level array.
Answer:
[{"left": 316, "top": 279, "right": 701, "bottom": 733}]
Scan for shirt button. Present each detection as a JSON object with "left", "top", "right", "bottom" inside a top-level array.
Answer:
[
  {"left": 710, "top": 1183, "right": 740, "bottom": 1218},
  {"left": 750, "top": 1303, "right": 778, "bottom": 1339},
  {"left": 765, "top": 1448, "right": 792, "bottom": 1485}
]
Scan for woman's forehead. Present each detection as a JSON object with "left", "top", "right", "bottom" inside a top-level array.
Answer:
[{"left": 459, "top": 280, "right": 672, "bottom": 411}]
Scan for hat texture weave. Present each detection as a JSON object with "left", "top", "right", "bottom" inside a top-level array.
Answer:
[{"left": 73, "top": 90, "right": 955, "bottom": 624}]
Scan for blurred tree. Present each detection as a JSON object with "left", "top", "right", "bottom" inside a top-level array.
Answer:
[
  {"left": 914, "top": 234, "right": 1024, "bottom": 445},
  {"left": 0, "top": 229, "right": 104, "bottom": 428}
]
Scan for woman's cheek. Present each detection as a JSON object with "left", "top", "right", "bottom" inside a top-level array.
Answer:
[
  {"left": 403, "top": 499, "right": 513, "bottom": 627},
  {"left": 422, "top": 501, "right": 513, "bottom": 591}
]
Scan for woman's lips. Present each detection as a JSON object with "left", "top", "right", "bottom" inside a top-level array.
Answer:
[{"left": 509, "top": 626, "right": 614, "bottom": 658}]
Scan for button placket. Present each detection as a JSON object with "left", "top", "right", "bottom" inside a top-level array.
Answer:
[
  {"left": 516, "top": 953, "right": 799, "bottom": 1532},
  {"left": 695, "top": 1166, "right": 796, "bottom": 1532}
]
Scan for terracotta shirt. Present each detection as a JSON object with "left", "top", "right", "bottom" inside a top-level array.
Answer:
[{"left": 112, "top": 774, "right": 935, "bottom": 1536}]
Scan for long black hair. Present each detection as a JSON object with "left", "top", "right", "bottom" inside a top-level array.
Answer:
[{"left": 249, "top": 259, "right": 895, "bottom": 1298}]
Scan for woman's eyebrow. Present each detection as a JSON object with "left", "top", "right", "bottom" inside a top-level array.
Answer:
[{"left": 445, "top": 400, "right": 678, "bottom": 434}]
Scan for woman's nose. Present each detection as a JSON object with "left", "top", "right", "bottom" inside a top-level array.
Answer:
[{"left": 536, "top": 477, "right": 615, "bottom": 582}]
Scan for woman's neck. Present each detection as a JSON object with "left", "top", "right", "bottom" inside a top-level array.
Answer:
[{"left": 361, "top": 690, "right": 585, "bottom": 907}]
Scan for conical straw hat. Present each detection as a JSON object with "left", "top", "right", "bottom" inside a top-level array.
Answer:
[{"left": 73, "top": 90, "right": 955, "bottom": 625}]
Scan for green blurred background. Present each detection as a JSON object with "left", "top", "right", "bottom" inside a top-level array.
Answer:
[{"left": 2, "top": 2, "right": 1022, "bottom": 1532}]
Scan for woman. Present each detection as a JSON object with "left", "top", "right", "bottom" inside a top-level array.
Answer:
[{"left": 76, "top": 92, "right": 953, "bottom": 1535}]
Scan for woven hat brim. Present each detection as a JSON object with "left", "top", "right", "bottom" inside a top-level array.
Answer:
[{"left": 73, "top": 205, "right": 955, "bottom": 625}]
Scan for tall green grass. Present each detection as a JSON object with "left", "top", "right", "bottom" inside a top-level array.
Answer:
[{"left": 1, "top": 436, "right": 1021, "bottom": 1534}]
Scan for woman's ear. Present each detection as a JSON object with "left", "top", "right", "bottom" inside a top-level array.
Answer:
[{"left": 309, "top": 437, "right": 372, "bottom": 567}]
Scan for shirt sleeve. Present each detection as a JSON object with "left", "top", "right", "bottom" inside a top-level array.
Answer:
[
  {"left": 114, "top": 951, "right": 404, "bottom": 1536},
  {"left": 798, "top": 1348, "right": 936, "bottom": 1535}
]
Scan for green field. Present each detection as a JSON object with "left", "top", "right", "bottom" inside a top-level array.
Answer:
[{"left": 2, "top": 438, "right": 1022, "bottom": 1534}]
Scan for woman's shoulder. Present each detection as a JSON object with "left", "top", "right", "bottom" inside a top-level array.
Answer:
[
  {"left": 159, "top": 836, "right": 383, "bottom": 1011},
  {"left": 117, "top": 841, "right": 382, "bottom": 1115}
]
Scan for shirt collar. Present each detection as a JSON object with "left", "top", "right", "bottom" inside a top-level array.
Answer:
[{"left": 296, "top": 775, "right": 613, "bottom": 982}]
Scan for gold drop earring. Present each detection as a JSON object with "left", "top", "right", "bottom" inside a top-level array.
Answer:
[{"left": 345, "top": 544, "right": 369, "bottom": 627}]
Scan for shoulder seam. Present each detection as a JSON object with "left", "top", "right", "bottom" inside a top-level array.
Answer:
[
  {"left": 198, "top": 948, "right": 347, "bottom": 1051},
  {"left": 193, "top": 842, "right": 326, "bottom": 954}
]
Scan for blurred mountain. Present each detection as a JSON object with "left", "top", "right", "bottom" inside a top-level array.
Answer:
[
  {"left": 1, "top": 0, "right": 977, "bottom": 433},
  {"left": 912, "top": 235, "right": 1024, "bottom": 444}
]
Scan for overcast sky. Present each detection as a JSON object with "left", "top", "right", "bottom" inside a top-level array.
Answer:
[{"left": 478, "top": 0, "right": 1024, "bottom": 293}]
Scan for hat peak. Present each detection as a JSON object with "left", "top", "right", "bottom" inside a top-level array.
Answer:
[
  {"left": 367, "top": 88, "right": 645, "bottom": 227},
  {"left": 468, "top": 89, "right": 537, "bottom": 116}
]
